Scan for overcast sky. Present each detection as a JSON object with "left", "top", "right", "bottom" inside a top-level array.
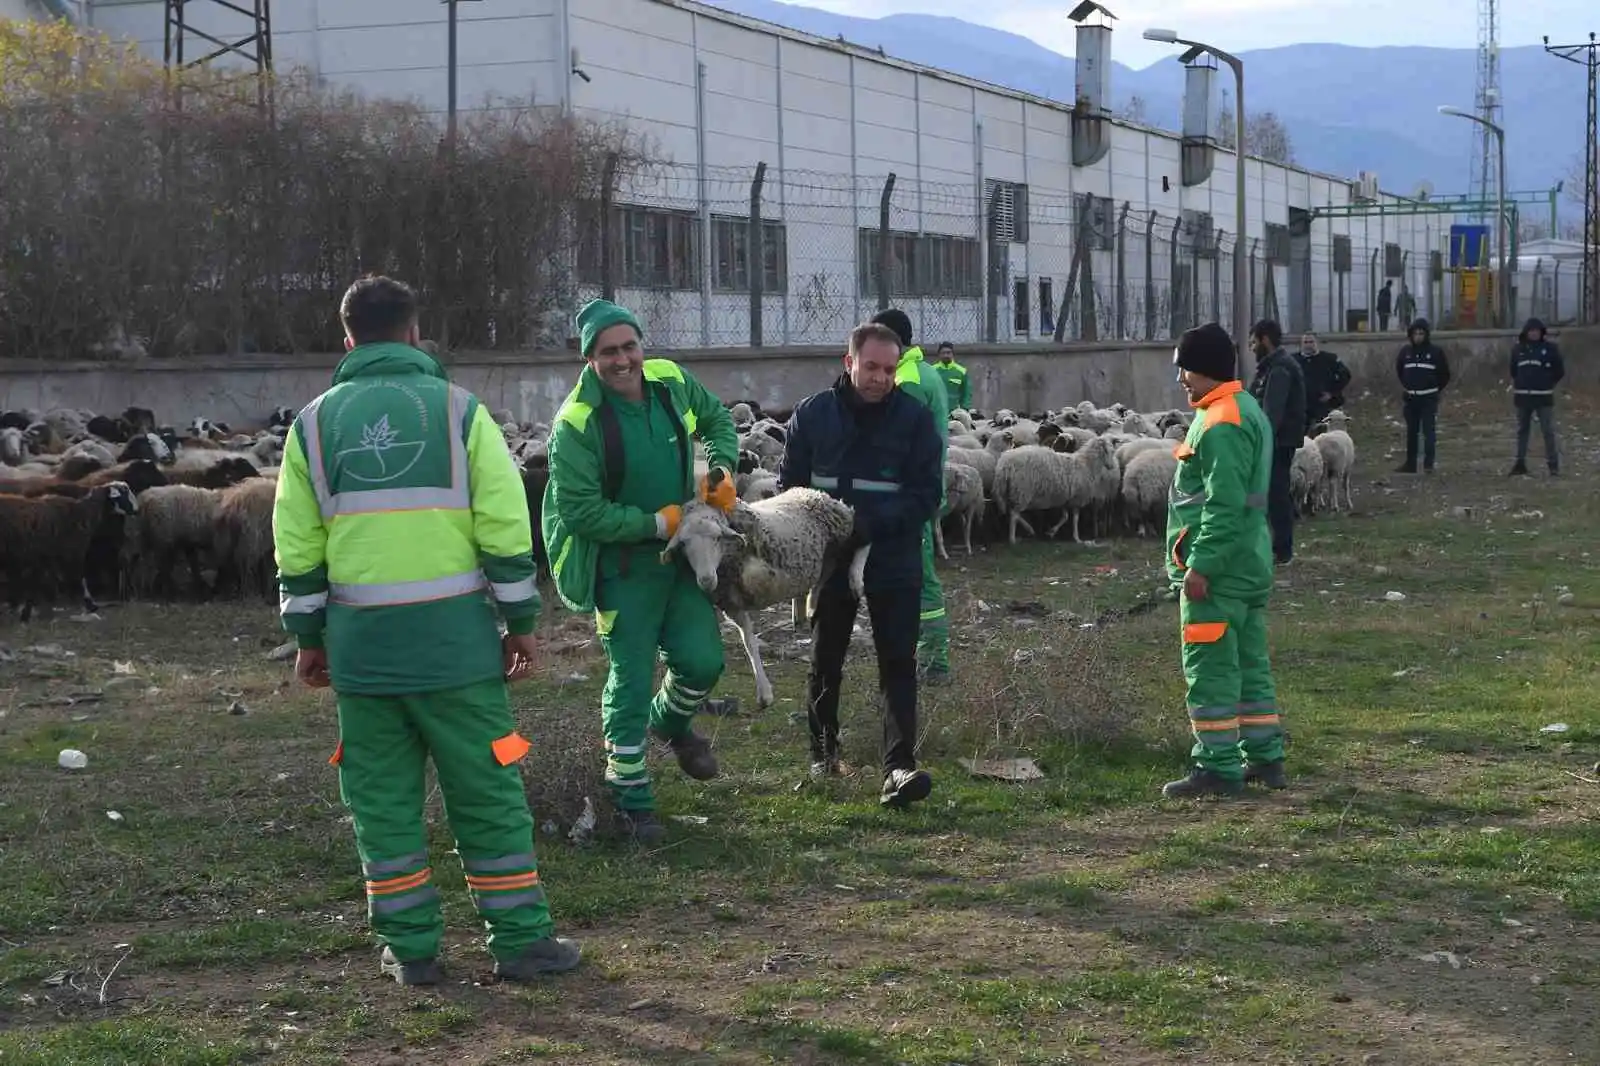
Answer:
[{"left": 792, "top": 0, "right": 1599, "bottom": 68}]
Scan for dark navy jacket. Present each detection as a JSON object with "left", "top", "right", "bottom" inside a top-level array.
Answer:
[
  {"left": 1395, "top": 318, "right": 1452, "bottom": 398},
  {"left": 777, "top": 376, "right": 942, "bottom": 592},
  {"left": 1510, "top": 318, "right": 1564, "bottom": 407}
]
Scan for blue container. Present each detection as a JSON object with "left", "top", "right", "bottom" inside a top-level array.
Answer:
[{"left": 1449, "top": 224, "right": 1490, "bottom": 269}]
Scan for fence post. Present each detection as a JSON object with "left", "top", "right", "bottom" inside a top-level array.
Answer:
[
  {"left": 1144, "top": 211, "right": 1158, "bottom": 340},
  {"left": 748, "top": 161, "right": 767, "bottom": 347},
  {"left": 1167, "top": 217, "right": 1183, "bottom": 337},
  {"left": 1114, "top": 202, "right": 1130, "bottom": 340},
  {"left": 1052, "top": 221, "right": 1086, "bottom": 342},
  {"left": 599, "top": 151, "right": 619, "bottom": 301},
  {"left": 1249, "top": 238, "right": 1260, "bottom": 326},
  {"left": 1211, "top": 229, "right": 1223, "bottom": 325},
  {"left": 876, "top": 172, "right": 897, "bottom": 312},
  {"left": 1368, "top": 248, "right": 1380, "bottom": 330},
  {"left": 1079, "top": 215, "right": 1098, "bottom": 343}
]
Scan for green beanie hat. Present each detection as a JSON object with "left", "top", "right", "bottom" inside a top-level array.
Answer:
[{"left": 575, "top": 298, "right": 643, "bottom": 358}]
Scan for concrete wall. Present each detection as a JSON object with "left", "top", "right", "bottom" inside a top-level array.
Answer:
[{"left": 6, "top": 328, "right": 1593, "bottom": 430}]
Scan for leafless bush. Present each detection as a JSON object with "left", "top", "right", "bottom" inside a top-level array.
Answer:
[{"left": 0, "top": 21, "right": 638, "bottom": 361}]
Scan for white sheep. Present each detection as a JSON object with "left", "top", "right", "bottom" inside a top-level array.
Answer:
[
  {"left": 1115, "top": 436, "right": 1170, "bottom": 471},
  {"left": 660, "top": 485, "right": 867, "bottom": 710},
  {"left": 128, "top": 484, "right": 222, "bottom": 597},
  {"left": 993, "top": 444, "right": 1082, "bottom": 543},
  {"left": 1290, "top": 437, "right": 1326, "bottom": 516},
  {"left": 1120, "top": 447, "right": 1178, "bottom": 537},
  {"left": 1312, "top": 417, "right": 1356, "bottom": 513},
  {"left": 934, "top": 461, "right": 985, "bottom": 559},
  {"left": 0, "top": 426, "right": 25, "bottom": 466}
]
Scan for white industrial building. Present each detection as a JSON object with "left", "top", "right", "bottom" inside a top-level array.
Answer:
[{"left": 67, "top": 0, "right": 1455, "bottom": 346}]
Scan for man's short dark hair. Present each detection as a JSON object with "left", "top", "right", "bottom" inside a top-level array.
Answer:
[
  {"left": 340, "top": 276, "right": 419, "bottom": 345},
  {"left": 1251, "top": 319, "right": 1283, "bottom": 349},
  {"left": 849, "top": 321, "right": 902, "bottom": 356}
]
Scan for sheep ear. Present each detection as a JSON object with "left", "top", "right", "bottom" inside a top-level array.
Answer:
[{"left": 720, "top": 527, "right": 746, "bottom": 544}]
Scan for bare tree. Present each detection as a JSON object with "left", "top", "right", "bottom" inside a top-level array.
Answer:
[
  {"left": 1119, "top": 94, "right": 1148, "bottom": 124},
  {"left": 1246, "top": 111, "right": 1295, "bottom": 165},
  {"left": 1215, "top": 88, "right": 1235, "bottom": 149}
]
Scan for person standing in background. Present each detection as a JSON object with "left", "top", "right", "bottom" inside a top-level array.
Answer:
[
  {"left": 1508, "top": 317, "right": 1564, "bottom": 477},
  {"left": 1295, "top": 333, "right": 1351, "bottom": 429},
  {"left": 931, "top": 342, "right": 972, "bottom": 412},
  {"left": 1394, "top": 318, "right": 1450, "bottom": 474},
  {"left": 1246, "top": 319, "right": 1307, "bottom": 566}
]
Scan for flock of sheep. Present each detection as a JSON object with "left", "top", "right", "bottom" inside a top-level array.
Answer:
[{"left": 0, "top": 394, "right": 1357, "bottom": 659}]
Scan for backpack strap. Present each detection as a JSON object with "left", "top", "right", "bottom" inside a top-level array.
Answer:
[{"left": 597, "top": 399, "right": 626, "bottom": 501}]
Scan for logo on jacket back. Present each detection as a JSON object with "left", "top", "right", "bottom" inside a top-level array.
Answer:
[{"left": 328, "top": 382, "right": 431, "bottom": 484}]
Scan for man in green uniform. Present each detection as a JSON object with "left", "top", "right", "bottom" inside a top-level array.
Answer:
[
  {"left": 273, "top": 275, "right": 581, "bottom": 986},
  {"left": 931, "top": 342, "right": 972, "bottom": 411},
  {"left": 542, "top": 299, "right": 742, "bottom": 844},
  {"left": 870, "top": 309, "right": 952, "bottom": 683},
  {"left": 1162, "top": 322, "right": 1287, "bottom": 798}
]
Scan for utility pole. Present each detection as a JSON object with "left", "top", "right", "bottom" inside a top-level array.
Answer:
[
  {"left": 443, "top": 0, "right": 483, "bottom": 150},
  {"left": 1544, "top": 32, "right": 1599, "bottom": 325}
]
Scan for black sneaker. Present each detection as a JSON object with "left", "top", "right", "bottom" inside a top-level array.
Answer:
[
  {"left": 880, "top": 768, "right": 933, "bottom": 808},
  {"left": 379, "top": 946, "right": 441, "bottom": 987},
  {"left": 1394, "top": 463, "right": 1417, "bottom": 474},
  {"left": 1161, "top": 767, "right": 1245, "bottom": 798},
  {"left": 1508, "top": 463, "right": 1529, "bottom": 477},
  {"left": 1243, "top": 760, "right": 1289, "bottom": 790},
  {"left": 613, "top": 809, "right": 665, "bottom": 845},
  {"left": 493, "top": 935, "right": 582, "bottom": 981}
]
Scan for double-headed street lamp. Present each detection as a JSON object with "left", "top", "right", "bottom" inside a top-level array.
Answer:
[
  {"left": 1438, "top": 104, "right": 1509, "bottom": 328},
  {"left": 1144, "top": 28, "right": 1248, "bottom": 349}
]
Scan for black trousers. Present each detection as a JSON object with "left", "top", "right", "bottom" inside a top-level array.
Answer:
[
  {"left": 806, "top": 580, "right": 920, "bottom": 772},
  {"left": 1514, "top": 402, "right": 1559, "bottom": 469},
  {"left": 1268, "top": 443, "right": 1296, "bottom": 563},
  {"left": 1402, "top": 394, "right": 1439, "bottom": 470}
]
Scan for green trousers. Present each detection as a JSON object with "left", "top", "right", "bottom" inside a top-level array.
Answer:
[
  {"left": 917, "top": 520, "right": 950, "bottom": 673},
  {"left": 333, "top": 678, "right": 552, "bottom": 963},
  {"left": 1179, "top": 591, "right": 1285, "bottom": 780},
  {"left": 595, "top": 562, "right": 724, "bottom": 811}
]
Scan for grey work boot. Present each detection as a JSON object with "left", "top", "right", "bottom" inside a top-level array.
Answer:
[
  {"left": 379, "top": 946, "right": 441, "bottom": 987},
  {"left": 658, "top": 728, "right": 719, "bottom": 781},
  {"left": 494, "top": 935, "right": 583, "bottom": 982},
  {"left": 613, "top": 808, "right": 666, "bottom": 845},
  {"left": 1161, "top": 767, "right": 1245, "bottom": 799},
  {"left": 1243, "top": 760, "right": 1289, "bottom": 790}
]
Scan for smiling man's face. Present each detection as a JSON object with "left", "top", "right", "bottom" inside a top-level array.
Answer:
[{"left": 587, "top": 323, "right": 645, "bottom": 400}]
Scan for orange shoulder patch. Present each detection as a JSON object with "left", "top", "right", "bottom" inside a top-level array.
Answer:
[{"left": 1202, "top": 395, "right": 1242, "bottom": 428}]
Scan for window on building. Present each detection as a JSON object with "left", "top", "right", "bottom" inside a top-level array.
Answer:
[
  {"left": 857, "top": 228, "right": 983, "bottom": 299},
  {"left": 577, "top": 204, "right": 787, "bottom": 293},
  {"left": 1013, "top": 278, "right": 1029, "bottom": 334},
  {"left": 986, "top": 180, "right": 1031, "bottom": 244}
]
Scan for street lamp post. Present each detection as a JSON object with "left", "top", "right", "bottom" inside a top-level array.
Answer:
[
  {"left": 1145, "top": 28, "right": 1248, "bottom": 349},
  {"left": 1438, "top": 104, "right": 1509, "bottom": 327}
]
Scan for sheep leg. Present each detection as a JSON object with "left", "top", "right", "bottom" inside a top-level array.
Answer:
[
  {"left": 847, "top": 545, "right": 870, "bottom": 599},
  {"left": 791, "top": 594, "right": 808, "bottom": 631},
  {"left": 1044, "top": 509, "right": 1072, "bottom": 538},
  {"left": 962, "top": 511, "right": 974, "bottom": 556},
  {"left": 1072, "top": 508, "right": 1083, "bottom": 544},
  {"left": 730, "top": 609, "right": 775, "bottom": 711}
]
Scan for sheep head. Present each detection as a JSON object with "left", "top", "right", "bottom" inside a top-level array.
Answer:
[{"left": 659, "top": 500, "right": 746, "bottom": 593}]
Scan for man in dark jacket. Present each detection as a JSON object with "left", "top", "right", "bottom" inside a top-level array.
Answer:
[
  {"left": 1395, "top": 318, "right": 1451, "bottom": 474},
  {"left": 777, "top": 321, "right": 944, "bottom": 808},
  {"left": 1376, "top": 281, "right": 1393, "bottom": 331},
  {"left": 1296, "top": 333, "right": 1352, "bottom": 428},
  {"left": 1247, "top": 319, "right": 1307, "bottom": 565},
  {"left": 1509, "top": 317, "right": 1565, "bottom": 476}
]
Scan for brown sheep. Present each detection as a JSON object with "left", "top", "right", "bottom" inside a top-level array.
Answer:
[
  {"left": 0, "top": 482, "right": 138, "bottom": 620},
  {"left": 212, "top": 478, "right": 277, "bottom": 601}
]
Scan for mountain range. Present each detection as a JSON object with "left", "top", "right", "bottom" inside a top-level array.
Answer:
[{"left": 707, "top": 0, "right": 1590, "bottom": 225}]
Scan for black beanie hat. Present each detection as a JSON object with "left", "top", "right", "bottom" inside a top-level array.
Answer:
[
  {"left": 871, "top": 308, "right": 914, "bottom": 348},
  {"left": 1174, "top": 322, "right": 1236, "bottom": 383}
]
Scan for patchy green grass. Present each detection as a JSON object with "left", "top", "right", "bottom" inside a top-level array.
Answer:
[{"left": 2, "top": 390, "right": 1599, "bottom": 1064}]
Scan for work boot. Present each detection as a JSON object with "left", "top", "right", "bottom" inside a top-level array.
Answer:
[
  {"left": 613, "top": 809, "right": 665, "bottom": 845},
  {"left": 919, "top": 664, "right": 952, "bottom": 687},
  {"left": 1161, "top": 767, "right": 1245, "bottom": 799},
  {"left": 1508, "top": 462, "right": 1529, "bottom": 476},
  {"left": 880, "top": 767, "right": 933, "bottom": 808},
  {"left": 379, "top": 946, "right": 441, "bottom": 987},
  {"left": 1244, "top": 760, "right": 1289, "bottom": 790},
  {"left": 1549, "top": 464, "right": 1561, "bottom": 477},
  {"left": 660, "top": 729, "right": 719, "bottom": 781},
  {"left": 493, "top": 935, "right": 583, "bottom": 982},
  {"left": 1394, "top": 462, "right": 1417, "bottom": 474}
]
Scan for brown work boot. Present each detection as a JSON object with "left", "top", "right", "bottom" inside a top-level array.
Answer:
[{"left": 656, "top": 728, "right": 719, "bottom": 781}]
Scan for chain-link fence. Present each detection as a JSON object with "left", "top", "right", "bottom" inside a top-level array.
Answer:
[{"left": 581, "top": 156, "right": 1538, "bottom": 349}]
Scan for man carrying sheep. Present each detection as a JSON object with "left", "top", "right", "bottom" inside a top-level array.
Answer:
[
  {"left": 779, "top": 320, "right": 945, "bottom": 806},
  {"left": 1164, "top": 322, "right": 1287, "bottom": 798},
  {"left": 273, "top": 275, "right": 581, "bottom": 986},
  {"left": 870, "top": 308, "right": 953, "bottom": 684},
  {"left": 542, "top": 299, "right": 742, "bottom": 845}
]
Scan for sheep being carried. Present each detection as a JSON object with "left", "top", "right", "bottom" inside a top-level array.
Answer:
[{"left": 661, "top": 469, "right": 868, "bottom": 710}]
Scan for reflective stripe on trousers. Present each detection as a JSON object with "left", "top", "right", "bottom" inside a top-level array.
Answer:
[
  {"left": 1170, "top": 488, "right": 1269, "bottom": 511},
  {"left": 299, "top": 383, "right": 474, "bottom": 520}
]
